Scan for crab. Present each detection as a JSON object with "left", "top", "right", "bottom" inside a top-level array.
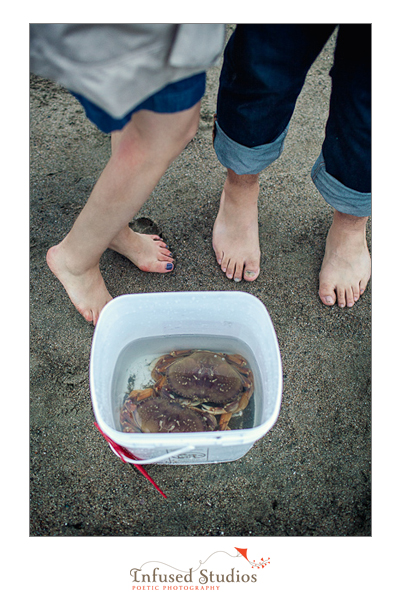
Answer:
[
  {"left": 120, "top": 389, "right": 218, "bottom": 433},
  {"left": 150, "top": 349, "right": 254, "bottom": 430}
]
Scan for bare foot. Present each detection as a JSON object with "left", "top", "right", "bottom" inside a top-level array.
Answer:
[
  {"left": 319, "top": 210, "right": 371, "bottom": 308},
  {"left": 212, "top": 171, "right": 261, "bottom": 282},
  {"left": 46, "top": 244, "right": 112, "bottom": 325},
  {"left": 108, "top": 226, "right": 174, "bottom": 273}
]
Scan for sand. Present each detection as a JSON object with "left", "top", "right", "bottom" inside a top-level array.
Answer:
[{"left": 30, "top": 28, "right": 371, "bottom": 537}]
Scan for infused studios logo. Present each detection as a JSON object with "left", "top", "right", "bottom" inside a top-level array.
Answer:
[{"left": 130, "top": 548, "right": 270, "bottom": 592}]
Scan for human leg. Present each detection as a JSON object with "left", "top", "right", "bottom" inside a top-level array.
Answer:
[
  {"left": 107, "top": 129, "right": 175, "bottom": 273},
  {"left": 213, "top": 25, "right": 335, "bottom": 281},
  {"left": 47, "top": 102, "right": 200, "bottom": 324},
  {"left": 312, "top": 25, "right": 371, "bottom": 307}
]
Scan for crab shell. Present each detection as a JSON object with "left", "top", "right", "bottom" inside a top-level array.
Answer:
[
  {"left": 152, "top": 350, "right": 251, "bottom": 406},
  {"left": 120, "top": 392, "right": 218, "bottom": 434}
]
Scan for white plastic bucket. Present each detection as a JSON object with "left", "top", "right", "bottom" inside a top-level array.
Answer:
[{"left": 90, "top": 291, "right": 282, "bottom": 465}]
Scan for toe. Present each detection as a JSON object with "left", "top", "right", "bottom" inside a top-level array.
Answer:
[
  {"left": 140, "top": 260, "right": 174, "bottom": 273},
  {"left": 346, "top": 287, "right": 355, "bottom": 308},
  {"left": 225, "top": 259, "right": 236, "bottom": 280},
  {"left": 233, "top": 261, "right": 244, "bottom": 282},
  {"left": 243, "top": 265, "right": 260, "bottom": 282},
  {"left": 154, "top": 240, "right": 167, "bottom": 249},
  {"left": 359, "top": 275, "right": 369, "bottom": 296},
  {"left": 153, "top": 261, "right": 174, "bottom": 274},
  {"left": 353, "top": 284, "right": 360, "bottom": 302},
  {"left": 159, "top": 246, "right": 173, "bottom": 259},
  {"left": 163, "top": 261, "right": 174, "bottom": 273},
  {"left": 336, "top": 287, "right": 347, "bottom": 308},
  {"left": 81, "top": 307, "right": 95, "bottom": 324},
  {"left": 319, "top": 283, "right": 336, "bottom": 307},
  {"left": 151, "top": 235, "right": 168, "bottom": 249},
  {"left": 213, "top": 247, "right": 223, "bottom": 265},
  {"left": 220, "top": 253, "right": 229, "bottom": 273}
]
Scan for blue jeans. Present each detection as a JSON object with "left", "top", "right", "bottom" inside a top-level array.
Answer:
[{"left": 214, "top": 25, "right": 371, "bottom": 217}]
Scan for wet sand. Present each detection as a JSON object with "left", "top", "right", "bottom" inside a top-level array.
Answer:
[{"left": 30, "top": 30, "right": 371, "bottom": 537}]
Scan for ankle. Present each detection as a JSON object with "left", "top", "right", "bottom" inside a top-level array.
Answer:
[
  {"left": 226, "top": 168, "right": 259, "bottom": 189},
  {"left": 331, "top": 210, "right": 368, "bottom": 233},
  {"left": 223, "top": 171, "right": 259, "bottom": 209},
  {"left": 53, "top": 238, "right": 98, "bottom": 277}
]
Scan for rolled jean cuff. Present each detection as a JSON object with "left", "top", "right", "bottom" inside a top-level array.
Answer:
[
  {"left": 311, "top": 152, "right": 371, "bottom": 217},
  {"left": 213, "top": 121, "right": 289, "bottom": 175}
]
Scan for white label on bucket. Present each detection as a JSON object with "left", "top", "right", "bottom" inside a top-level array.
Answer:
[{"left": 165, "top": 449, "right": 209, "bottom": 463}]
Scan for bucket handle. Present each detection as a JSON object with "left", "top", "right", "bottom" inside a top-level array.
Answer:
[{"left": 108, "top": 442, "right": 196, "bottom": 464}]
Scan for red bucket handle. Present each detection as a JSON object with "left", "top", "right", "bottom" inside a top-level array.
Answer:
[{"left": 94, "top": 422, "right": 167, "bottom": 499}]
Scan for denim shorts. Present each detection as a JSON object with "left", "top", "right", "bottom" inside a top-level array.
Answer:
[{"left": 71, "top": 71, "right": 206, "bottom": 134}]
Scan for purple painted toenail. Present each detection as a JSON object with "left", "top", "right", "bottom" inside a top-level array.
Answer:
[{"left": 166, "top": 263, "right": 173, "bottom": 270}]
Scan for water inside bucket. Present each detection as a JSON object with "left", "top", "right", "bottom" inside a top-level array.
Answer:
[{"left": 111, "top": 334, "right": 263, "bottom": 433}]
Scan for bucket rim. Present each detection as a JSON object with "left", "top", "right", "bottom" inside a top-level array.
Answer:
[{"left": 94, "top": 290, "right": 269, "bottom": 327}]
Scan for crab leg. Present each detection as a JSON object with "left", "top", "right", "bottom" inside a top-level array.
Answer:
[
  {"left": 225, "top": 353, "right": 248, "bottom": 367},
  {"left": 153, "top": 375, "right": 167, "bottom": 393},
  {"left": 121, "top": 388, "right": 157, "bottom": 432},
  {"left": 237, "top": 388, "right": 253, "bottom": 412},
  {"left": 219, "top": 413, "right": 232, "bottom": 431},
  {"left": 224, "top": 353, "right": 254, "bottom": 382},
  {"left": 128, "top": 387, "right": 154, "bottom": 402},
  {"left": 151, "top": 355, "right": 176, "bottom": 380},
  {"left": 120, "top": 396, "right": 143, "bottom": 432}
]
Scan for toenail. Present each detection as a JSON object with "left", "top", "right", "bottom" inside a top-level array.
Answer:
[
  {"left": 324, "top": 296, "right": 334, "bottom": 305},
  {"left": 166, "top": 263, "right": 173, "bottom": 270},
  {"left": 245, "top": 270, "right": 256, "bottom": 277},
  {"left": 234, "top": 277, "right": 241, "bottom": 282}
]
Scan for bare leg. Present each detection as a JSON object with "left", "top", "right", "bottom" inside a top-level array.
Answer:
[
  {"left": 319, "top": 210, "right": 371, "bottom": 308},
  {"left": 47, "top": 103, "right": 200, "bottom": 324},
  {"left": 107, "top": 129, "right": 175, "bottom": 272},
  {"left": 212, "top": 169, "right": 261, "bottom": 282}
]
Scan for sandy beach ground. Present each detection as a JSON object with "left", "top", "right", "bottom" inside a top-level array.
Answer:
[{"left": 30, "top": 29, "right": 371, "bottom": 537}]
